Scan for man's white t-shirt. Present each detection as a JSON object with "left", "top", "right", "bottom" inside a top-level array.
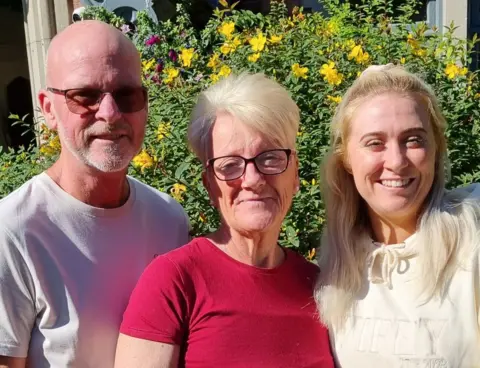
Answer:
[
  {"left": 0, "top": 173, "right": 190, "bottom": 367},
  {"left": 330, "top": 184, "right": 480, "bottom": 368}
]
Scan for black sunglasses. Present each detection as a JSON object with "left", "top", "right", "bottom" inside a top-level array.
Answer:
[
  {"left": 47, "top": 86, "right": 148, "bottom": 114},
  {"left": 207, "top": 149, "right": 293, "bottom": 181}
]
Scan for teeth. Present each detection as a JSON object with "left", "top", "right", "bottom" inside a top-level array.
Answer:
[{"left": 381, "top": 179, "right": 410, "bottom": 188}]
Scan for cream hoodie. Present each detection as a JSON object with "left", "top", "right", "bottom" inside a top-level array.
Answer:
[{"left": 332, "top": 184, "right": 480, "bottom": 368}]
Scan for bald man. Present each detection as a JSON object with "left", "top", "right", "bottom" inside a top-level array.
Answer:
[{"left": 0, "top": 21, "right": 190, "bottom": 368}]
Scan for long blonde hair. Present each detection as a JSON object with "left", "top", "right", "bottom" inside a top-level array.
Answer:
[{"left": 315, "top": 65, "right": 480, "bottom": 331}]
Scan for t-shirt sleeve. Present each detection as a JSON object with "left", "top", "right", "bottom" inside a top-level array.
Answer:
[
  {"left": 0, "top": 228, "right": 35, "bottom": 357},
  {"left": 179, "top": 207, "right": 191, "bottom": 246},
  {"left": 120, "top": 254, "right": 190, "bottom": 345}
]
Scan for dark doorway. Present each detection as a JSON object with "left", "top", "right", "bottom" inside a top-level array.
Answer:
[
  {"left": 469, "top": 0, "right": 480, "bottom": 69},
  {"left": 6, "top": 77, "right": 35, "bottom": 150}
]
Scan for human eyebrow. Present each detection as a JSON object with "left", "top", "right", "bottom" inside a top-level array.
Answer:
[
  {"left": 359, "top": 131, "right": 385, "bottom": 141},
  {"left": 400, "top": 127, "right": 428, "bottom": 136}
]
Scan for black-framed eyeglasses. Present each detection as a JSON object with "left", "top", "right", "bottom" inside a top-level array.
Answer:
[
  {"left": 47, "top": 86, "right": 148, "bottom": 115},
  {"left": 207, "top": 149, "right": 292, "bottom": 181}
]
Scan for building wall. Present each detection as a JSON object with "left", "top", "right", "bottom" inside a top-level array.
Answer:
[{"left": 443, "top": 0, "right": 468, "bottom": 38}]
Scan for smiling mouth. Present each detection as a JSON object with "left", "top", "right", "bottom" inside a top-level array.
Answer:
[
  {"left": 379, "top": 179, "right": 414, "bottom": 188},
  {"left": 92, "top": 134, "right": 126, "bottom": 141},
  {"left": 239, "top": 198, "right": 272, "bottom": 203}
]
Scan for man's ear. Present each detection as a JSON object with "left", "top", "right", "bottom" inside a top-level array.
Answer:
[{"left": 38, "top": 89, "right": 58, "bottom": 130}]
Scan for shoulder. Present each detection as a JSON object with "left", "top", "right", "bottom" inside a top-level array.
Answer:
[
  {"left": 0, "top": 174, "right": 48, "bottom": 236},
  {"left": 444, "top": 183, "right": 480, "bottom": 204},
  {"left": 0, "top": 174, "right": 44, "bottom": 212},
  {"left": 131, "top": 238, "right": 213, "bottom": 301},
  {"left": 151, "top": 238, "right": 212, "bottom": 271},
  {"left": 285, "top": 248, "right": 320, "bottom": 277},
  {"left": 128, "top": 176, "right": 187, "bottom": 219}
]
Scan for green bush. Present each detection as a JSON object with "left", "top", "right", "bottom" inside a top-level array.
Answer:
[{"left": 1, "top": 0, "right": 480, "bottom": 258}]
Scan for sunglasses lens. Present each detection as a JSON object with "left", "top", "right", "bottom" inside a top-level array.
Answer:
[
  {"left": 113, "top": 87, "right": 147, "bottom": 113},
  {"left": 65, "top": 89, "right": 102, "bottom": 114},
  {"left": 64, "top": 87, "right": 147, "bottom": 114}
]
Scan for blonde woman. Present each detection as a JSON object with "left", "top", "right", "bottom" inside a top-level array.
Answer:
[
  {"left": 115, "top": 73, "right": 334, "bottom": 367},
  {"left": 315, "top": 65, "right": 480, "bottom": 367}
]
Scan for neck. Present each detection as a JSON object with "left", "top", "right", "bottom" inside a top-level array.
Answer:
[
  {"left": 46, "top": 153, "right": 130, "bottom": 208},
  {"left": 369, "top": 212, "right": 417, "bottom": 244},
  {"left": 209, "top": 224, "right": 285, "bottom": 268}
]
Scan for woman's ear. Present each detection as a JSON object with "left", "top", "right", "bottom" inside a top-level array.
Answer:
[
  {"left": 202, "top": 170, "right": 216, "bottom": 207},
  {"left": 294, "top": 155, "right": 300, "bottom": 193}
]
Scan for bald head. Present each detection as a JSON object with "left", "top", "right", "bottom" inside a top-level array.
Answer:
[{"left": 46, "top": 20, "right": 141, "bottom": 87}]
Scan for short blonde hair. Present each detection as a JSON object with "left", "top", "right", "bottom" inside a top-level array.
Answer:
[
  {"left": 188, "top": 72, "right": 299, "bottom": 163},
  {"left": 315, "top": 65, "right": 480, "bottom": 331}
]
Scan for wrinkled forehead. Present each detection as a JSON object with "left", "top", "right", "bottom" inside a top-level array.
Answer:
[{"left": 49, "top": 38, "right": 141, "bottom": 90}]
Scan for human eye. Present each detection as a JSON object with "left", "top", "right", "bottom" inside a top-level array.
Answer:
[
  {"left": 365, "top": 139, "right": 385, "bottom": 151},
  {"left": 259, "top": 151, "right": 286, "bottom": 166},
  {"left": 215, "top": 157, "right": 243, "bottom": 173},
  {"left": 68, "top": 89, "right": 100, "bottom": 105},
  {"left": 405, "top": 136, "right": 425, "bottom": 148}
]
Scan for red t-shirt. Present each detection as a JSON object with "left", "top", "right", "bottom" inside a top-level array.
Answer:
[{"left": 120, "top": 237, "right": 334, "bottom": 368}]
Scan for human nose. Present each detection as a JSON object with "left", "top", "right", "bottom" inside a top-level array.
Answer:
[
  {"left": 95, "top": 93, "right": 122, "bottom": 123},
  {"left": 384, "top": 143, "right": 408, "bottom": 172},
  {"left": 241, "top": 161, "right": 265, "bottom": 188}
]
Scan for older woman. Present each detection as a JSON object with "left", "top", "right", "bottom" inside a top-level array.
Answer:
[
  {"left": 115, "top": 73, "right": 334, "bottom": 367},
  {"left": 315, "top": 64, "right": 480, "bottom": 367}
]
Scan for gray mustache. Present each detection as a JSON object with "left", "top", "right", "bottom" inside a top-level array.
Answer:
[{"left": 86, "top": 123, "right": 133, "bottom": 137}]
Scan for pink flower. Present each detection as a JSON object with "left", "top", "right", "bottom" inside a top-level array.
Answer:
[
  {"left": 168, "top": 49, "right": 178, "bottom": 62},
  {"left": 120, "top": 24, "right": 131, "bottom": 34},
  {"left": 155, "top": 61, "right": 164, "bottom": 73},
  {"left": 145, "top": 35, "right": 161, "bottom": 46}
]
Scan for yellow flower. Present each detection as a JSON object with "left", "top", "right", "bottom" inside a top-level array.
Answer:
[
  {"left": 319, "top": 61, "right": 343, "bottom": 86},
  {"left": 210, "top": 73, "right": 220, "bottom": 83},
  {"left": 248, "top": 53, "right": 261, "bottom": 63},
  {"left": 269, "top": 35, "right": 282, "bottom": 44},
  {"left": 179, "top": 48, "right": 195, "bottom": 68},
  {"left": 407, "top": 33, "right": 420, "bottom": 49},
  {"left": 132, "top": 150, "right": 155, "bottom": 172},
  {"left": 218, "top": 21, "right": 235, "bottom": 39},
  {"left": 327, "top": 95, "right": 342, "bottom": 104},
  {"left": 292, "top": 63, "right": 308, "bottom": 79},
  {"left": 301, "top": 179, "right": 308, "bottom": 186},
  {"left": 142, "top": 58, "right": 156, "bottom": 73},
  {"left": 326, "top": 19, "right": 339, "bottom": 35},
  {"left": 220, "top": 36, "right": 241, "bottom": 55},
  {"left": 171, "top": 183, "right": 187, "bottom": 202},
  {"left": 413, "top": 48, "right": 427, "bottom": 57},
  {"left": 317, "top": 19, "right": 339, "bottom": 37},
  {"left": 232, "top": 36, "right": 241, "bottom": 48},
  {"left": 306, "top": 248, "right": 316, "bottom": 261},
  {"left": 444, "top": 63, "right": 468, "bottom": 79},
  {"left": 40, "top": 135, "right": 61, "bottom": 156},
  {"left": 348, "top": 45, "right": 370, "bottom": 64},
  {"left": 400, "top": 57, "right": 406, "bottom": 64},
  {"left": 249, "top": 31, "right": 267, "bottom": 52},
  {"left": 207, "top": 53, "right": 220, "bottom": 69},
  {"left": 218, "top": 0, "right": 228, "bottom": 7},
  {"left": 345, "top": 39, "right": 356, "bottom": 49},
  {"left": 220, "top": 43, "right": 232, "bottom": 55},
  {"left": 218, "top": 65, "right": 231, "bottom": 77},
  {"left": 157, "top": 122, "right": 171, "bottom": 141},
  {"left": 163, "top": 67, "right": 179, "bottom": 84}
]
